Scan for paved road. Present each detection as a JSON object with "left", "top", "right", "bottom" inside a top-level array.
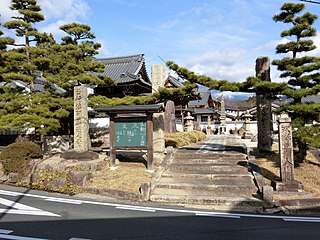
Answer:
[{"left": 0, "top": 185, "right": 319, "bottom": 240}]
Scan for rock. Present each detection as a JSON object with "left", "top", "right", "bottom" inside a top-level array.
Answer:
[
  {"left": 8, "top": 173, "right": 19, "bottom": 183},
  {"left": 31, "top": 173, "right": 42, "bottom": 184},
  {"left": 50, "top": 177, "right": 67, "bottom": 189},
  {"left": 68, "top": 170, "right": 89, "bottom": 187}
]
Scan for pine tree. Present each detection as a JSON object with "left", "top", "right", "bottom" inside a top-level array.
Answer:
[
  {"left": 272, "top": 3, "right": 320, "bottom": 161},
  {"left": 0, "top": 0, "right": 71, "bottom": 134},
  {"left": 44, "top": 23, "right": 115, "bottom": 96}
]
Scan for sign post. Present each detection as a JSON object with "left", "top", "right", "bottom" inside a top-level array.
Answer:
[{"left": 96, "top": 104, "right": 163, "bottom": 171}]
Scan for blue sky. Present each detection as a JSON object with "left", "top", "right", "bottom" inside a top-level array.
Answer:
[{"left": 1, "top": 0, "right": 320, "bottom": 98}]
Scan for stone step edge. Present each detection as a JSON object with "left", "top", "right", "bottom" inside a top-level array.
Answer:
[
  {"left": 155, "top": 182, "right": 256, "bottom": 189},
  {"left": 150, "top": 195, "right": 263, "bottom": 206},
  {"left": 162, "top": 172, "right": 252, "bottom": 178}
]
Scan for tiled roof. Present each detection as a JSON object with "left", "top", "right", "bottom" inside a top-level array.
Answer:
[
  {"left": 188, "top": 90, "right": 211, "bottom": 107},
  {"left": 0, "top": 72, "right": 66, "bottom": 95},
  {"left": 165, "top": 75, "right": 184, "bottom": 88},
  {"left": 93, "top": 54, "right": 151, "bottom": 88}
]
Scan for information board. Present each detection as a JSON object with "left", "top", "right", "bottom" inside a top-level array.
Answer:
[{"left": 115, "top": 121, "right": 147, "bottom": 147}]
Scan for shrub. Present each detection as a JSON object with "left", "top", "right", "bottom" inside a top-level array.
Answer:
[
  {"left": 0, "top": 141, "right": 43, "bottom": 175},
  {"left": 165, "top": 131, "right": 206, "bottom": 148}
]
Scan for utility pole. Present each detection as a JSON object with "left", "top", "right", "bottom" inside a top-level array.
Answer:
[{"left": 300, "top": 0, "right": 320, "bottom": 4}]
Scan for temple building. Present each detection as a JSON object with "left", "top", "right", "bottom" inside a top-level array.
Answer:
[{"left": 93, "top": 54, "right": 152, "bottom": 97}]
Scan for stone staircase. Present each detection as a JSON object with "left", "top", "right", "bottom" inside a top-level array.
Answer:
[{"left": 150, "top": 136, "right": 262, "bottom": 210}]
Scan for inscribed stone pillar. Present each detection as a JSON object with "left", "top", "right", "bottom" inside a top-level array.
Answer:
[
  {"left": 256, "top": 57, "right": 273, "bottom": 152},
  {"left": 151, "top": 64, "right": 166, "bottom": 93},
  {"left": 278, "top": 113, "right": 294, "bottom": 182},
  {"left": 219, "top": 95, "right": 227, "bottom": 134},
  {"left": 164, "top": 100, "right": 176, "bottom": 133},
  {"left": 74, "top": 85, "right": 90, "bottom": 152},
  {"left": 276, "top": 113, "right": 303, "bottom": 191}
]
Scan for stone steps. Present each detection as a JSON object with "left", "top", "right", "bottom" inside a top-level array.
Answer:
[
  {"left": 154, "top": 182, "right": 257, "bottom": 195},
  {"left": 150, "top": 191, "right": 262, "bottom": 206},
  {"left": 172, "top": 158, "right": 247, "bottom": 165},
  {"left": 173, "top": 152, "right": 246, "bottom": 159},
  {"left": 160, "top": 173, "right": 254, "bottom": 185},
  {"left": 168, "top": 164, "right": 249, "bottom": 174}
]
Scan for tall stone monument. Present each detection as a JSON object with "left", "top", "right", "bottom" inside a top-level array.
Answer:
[
  {"left": 219, "top": 95, "right": 227, "bottom": 134},
  {"left": 151, "top": 64, "right": 166, "bottom": 93},
  {"left": 151, "top": 64, "right": 166, "bottom": 164},
  {"left": 74, "top": 85, "right": 90, "bottom": 152},
  {"left": 256, "top": 57, "right": 273, "bottom": 152},
  {"left": 276, "top": 113, "right": 303, "bottom": 191}
]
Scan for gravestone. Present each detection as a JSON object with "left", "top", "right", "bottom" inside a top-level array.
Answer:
[
  {"left": 74, "top": 85, "right": 90, "bottom": 152},
  {"left": 276, "top": 113, "right": 303, "bottom": 191},
  {"left": 164, "top": 100, "right": 176, "bottom": 133},
  {"left": 256, "top": 57, "right": 273, "bottom": 152}
]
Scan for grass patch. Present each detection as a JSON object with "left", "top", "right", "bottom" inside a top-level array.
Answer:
[
  {"left": 165, "top": 130, "right": 207, "bottom": 148},
  {"left": 254, "top": 144, "right": 320, "bottom": 197}
]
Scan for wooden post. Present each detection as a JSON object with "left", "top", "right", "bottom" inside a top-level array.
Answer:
[
  {"left": 109, "top": 114, "right": 116, "bottom": 168},
  {"left": 147, "top": 113, "right": 154, "bottom": 171}
]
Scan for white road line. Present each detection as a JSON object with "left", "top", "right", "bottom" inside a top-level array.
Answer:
[
  {"left": 0, "top": 233, "right": 48, "bottom": 240},
  {"left": 0, "top": 197, "right": 60, "bottom": 217},
  {"left": 44, "top": 197, "right": 83, "bottom": 205},
  {"left": 115, "top": 206, "right": 156, "bottom": 212},
  {"left": 195, "top": 213, "right": 241, "bottom": 219},
  {"left": 0, "top": 229, "right": 14, "bottom": 234},
  {"left": 283, "top": 218, "right": 320, "bottom": 223}
]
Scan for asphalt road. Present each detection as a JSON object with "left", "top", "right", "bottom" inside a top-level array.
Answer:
[{"left": 0, "top": 185, "right": 319, "bottom": 240}]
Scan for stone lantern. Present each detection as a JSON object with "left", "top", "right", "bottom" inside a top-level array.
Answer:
[
  {"left": 184, "top": 112, "right": 194, "bottom": 132},
  {"left": 242, "top": 111, "right": 253, "bottom": 139}
]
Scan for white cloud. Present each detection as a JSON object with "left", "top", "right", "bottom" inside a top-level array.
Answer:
[
  {"left": 185, "top": 49, "right": 253, "bottom": 82},
  {"left": 0, "top": 0, "right": 13, "bottom": 23},
  {"left": 38, "top": 0, "right": 91, "bottom": 21}
]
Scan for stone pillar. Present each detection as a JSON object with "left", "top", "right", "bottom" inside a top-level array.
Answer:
[
  {"left": 219, "top": 95, "right": 227, "bottom": 134},
  {"left": 184, "top": 112, "right": 194, "bottom": 132},
  {"left": 74, "top": 85, "right": 90, "bottom": 152},
  {"left": 276, "top": 113, "right": 303, "bottom": 191},
  {"left": 206, "top": 116, "right": 212, "bottom": 135},
  {"left": 256, "top": 57, "right": 273, "bottom": 152},
  {"left": 151, "top": 64, "right": 166, "bottom": 93},
  {"left": 153, "top": 112, "right": 165, "bottom": 165},
  {"left": 164, "top": 100, "right": 176, "bottom": 133}
]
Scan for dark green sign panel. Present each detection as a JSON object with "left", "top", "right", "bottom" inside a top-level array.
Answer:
[{"left": 115, "top": 121, "right": 147, "bottom": 147}]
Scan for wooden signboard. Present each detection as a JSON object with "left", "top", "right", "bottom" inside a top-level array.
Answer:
[{"left": 115, "top": 121, "right": 146, "bottom": 147}]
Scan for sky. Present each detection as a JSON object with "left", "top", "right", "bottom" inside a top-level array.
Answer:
[{"left": 1, "top": 0, "right": 320, "bottom": 99}]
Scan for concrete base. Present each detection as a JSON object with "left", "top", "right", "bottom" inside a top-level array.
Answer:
[{"left": 273, "top": 180, "right": 304, "bottom": 192}]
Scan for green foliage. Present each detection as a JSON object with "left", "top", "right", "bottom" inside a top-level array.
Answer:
[
  {"left": 165, "top": 131, "right": 206, "bottom": 148},
  {"left": 0, "top": 141, "right": 43, "bottom": 175},
  {"left": 272, "top": 2, "right": 320, "bottom": 159}
]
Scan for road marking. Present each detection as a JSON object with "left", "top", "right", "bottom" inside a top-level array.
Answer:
[
  {"left": 115, "top": 205, "right": 156, "bottom": 212},
  {"left": 195, "top": 212, "right": 241, "bottom": 219},
  {"left": 0, "top": 197, "right": 60, "bottom": 217},
  {"left": 1, "top": 189, "right": 320, "bottom": 223},
  {"left": 0, "top": 233, "right": 48, "bottom": 240},
  {"left": 0, "top": 229, "right": 14, "bottom": 234},
  {"left": 44, "top": 197, "right": 83, "bottom": 205},
  {"left": 283, "top": 218, "right": 320, "bottom": 223}
]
